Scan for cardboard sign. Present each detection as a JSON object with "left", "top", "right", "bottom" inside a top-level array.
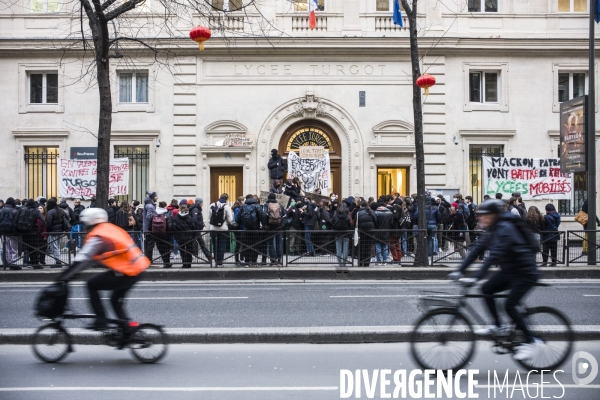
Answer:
[
  {"left": 259, "top": 191, "right": 290, "bottom": 208},
  {"left": 58, "top": 158, "right": 129, "bottom": 199},
  {"left": 299, "top": 146, "right": 325, "bottom": 159},
  {"left": 223, "top": 133, "right": 255, "bottom": 147},
  {"left": 482, "top": 157, "right": 572, "bottom": 200}
]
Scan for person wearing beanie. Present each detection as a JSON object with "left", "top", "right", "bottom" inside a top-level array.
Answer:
[
  {"left": 0, "top": 197, "right": 20, "bottom": 269},
  {"left": 187, "top": 199, "right": 194, "bottom": 205},
  {"left": 270, "top": 179, "right": 283, "bottom": 194},
  {"left": 179, "top": 199, "right": 187, "bottom": 206},
  {"left": 267, "top": 149, "right": 286, "bottom": 187},
  {"left": 542, "top": 204, "right": 561, "bottom": 266},
  {"left": 45, "top": 198, "right": 66, "bottom": 267},
  {"left": 188, "top": 197, "right": 211, "bottom": 263}
]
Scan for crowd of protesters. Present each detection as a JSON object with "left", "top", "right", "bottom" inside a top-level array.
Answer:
[{"left": 1, "top": 185, "right": 593, "bottom": 270}]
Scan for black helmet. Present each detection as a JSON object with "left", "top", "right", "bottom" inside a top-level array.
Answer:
[{"left": 475, "top": 199, "right": 505, "bottom": 215}]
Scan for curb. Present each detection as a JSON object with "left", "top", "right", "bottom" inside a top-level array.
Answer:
[
  {"left": 3, "top": 325, "right": 598, "bottom": 345},
  {"left": 1, "top": 266, "right": 600, "bottom": 282}
]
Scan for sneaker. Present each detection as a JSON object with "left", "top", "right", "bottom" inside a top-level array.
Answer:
[
  {"left": 474, "top": 325, "right": 502, "bottom": 336},
  {"left": 513, "top": 338, "right": 543, "bottom": 361}
]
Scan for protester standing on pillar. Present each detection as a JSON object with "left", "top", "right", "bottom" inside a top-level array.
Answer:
[{"left": 268, "top": 149, "right": 286, "bottom": 188}]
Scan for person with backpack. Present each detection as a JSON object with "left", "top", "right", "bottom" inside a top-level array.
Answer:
[
  {"left": 264, "top": 193, "right": 286, "bottom": 266},
  {"left": 357, "top": 200, "right": 377, "bottom": 267},
  {"left": 436, "top": 195, "right": 451, "bottom": 252},
  {"left": 542, "top": 204, "right": 561, "bottom": 267},
  {"left": 209, "top": 193, "right": 234, "bottom": 267},
  {"left": 151, "top": 201, "right": 173, "bottom": 268},
  {"left": 387, "top": 197, "right": 403, "bottom": 262},
  {"left": 331, "top": 202, "right": 352, "bottom": 268},
  {"left": 142, "top": 191, "right": 158, "bottom": 261},
  {"left": 189, "top": 197, "right": 212, "bottom": 263},
  {"left": 465, "top": 196, "right": 478, "bottom": 243},
  {"left": 172, "top": 204, "right": 196, "bottom": 268},
  {"left": 71, "top": 199, "right": 86, "bottom": 249},
  {"left": 19, "top": 199, "right": 46, "bottom": 269},
  {"left": 453, "top": 194, "right": 471, "bottom": 247},
  {"left": 449, "top": 199, "right": 542, "bottom": 362},
  {"left": 236, "top": 194, "right": 262, "bottom": 267},
  {"left": 0, "top": 198, "right": 20, "bottom": 269},
  {"left": 45, "top": 199, "right": 68, "bottom": 268},
  {"left": 425, "top": 197, "right": 441, "bottom": 257}
]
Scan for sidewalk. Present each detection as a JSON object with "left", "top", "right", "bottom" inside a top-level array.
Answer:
[{"left": 1, "top": 265, "right": 599, "bottom": 282}]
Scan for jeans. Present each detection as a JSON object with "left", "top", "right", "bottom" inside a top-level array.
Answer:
[
  {"left": 47, "top": 234, "right": 61, "bottom": 264},
  {"left": 375, "top": 242, "right": 389, "bottom": 262},
  {"left": 173, "top": 238, "right": 180, "bottom": 256},
  {"left": 267, "top": 231, "right": 283, "bottom": 262},
  {"left": 542, "top": 242, "right": 558, "bottom": 265},
  {"left": 482, "top": 272, "right": 537, "bottom": 343},
  {"left": 400, "top": 230, "right": 408, "bottom": 255},
  {"left": 211, "top": 231, "right": 228, "bottom": 265},
  {"left": 427, "top": 224, "right": 438, "bottom": 256},
  {"left": 288, "top": 227, "right": 301, "bottom": 254},
  {"left": 304, "top": 226, "right": 314, "bottom": 254},
  {"left": 335, "top": 237, "right": 349, "bottom": 267},
  {"left": 4, "top": 236, "right": 18, "bottom": 264}
]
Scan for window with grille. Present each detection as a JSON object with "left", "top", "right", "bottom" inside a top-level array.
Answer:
[
  {"left": 114, "top": 146, "right": 149, "bottom": 203},
  {"left": 469, "top": 145, "right": 504, "bottom": 205},
  {"left": 25, "top": 147, "right": 59, "bottom": 200},
  {"left": 118, "top": 72, "right": 149, "bottom": 103}
]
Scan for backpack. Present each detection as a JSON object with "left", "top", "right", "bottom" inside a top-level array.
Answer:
[
  {"left": 510, "top": 217, "right": 540, "bottom": 253},
  {"left": 239, "top": 204, "right": 258, "bottom": 229},
  {"left": 34, "top": 282, "right": 69, "bottom": 319},
  {"left": 151, "top": 213, "right": 167, "bottom": 233},
  {"left": 390, "top": 204, "right": 402, "bottom": 223},
  {"left": 210, "top": 203, "right": 226, "bottom": 227},
  {"left": 15, "top": 208, "right": 37, "bottom": 233},
  {"left": 267, "top": 203, "right": 282, "bottom": 226},
  {"left": 0, "top": 209, "right": 14, "bottom": 234}
]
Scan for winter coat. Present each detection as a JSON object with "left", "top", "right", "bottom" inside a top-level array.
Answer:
[
  {"left": 374, "top": 207, "right": 394, "bottom": 241},
  {"left": 287, "top": 205, "right": 304, "bottom": 229},
  {"left": 106, "top": 205, "right": 119, "bottom": 224},
  {"left": 270, "top": 186, "right": 283, "bottom": 194},
  {"left": 172, "top": 213, "right": 196, "bottom": 243},
  {"left": 318, "top": 206, "right": 332, "bottom": 229},
  {"left": 208, "top": 199, "right": 234, "bottom": 232},
  {"left": 46, "top": 208, "right": 65, "bottom": 233},
  {"left": 0, "top": 205, "right": 19, "bottom": 234},
  {"left": 143, "top": 196, "right": 156, "bottom": 232},
  {"left": 543, "top": 211, "right": 561, "bottom": 243},
  {"left": 238, "top": 198, "right": 262, "bottom": 230},
  {"left": 302, "top": 203, "right": 317, "bottom": 228},
  {"left": 284, "top": 183, "right": 302, "bottom": 201},
  {"left": 332, "top": 212, "right": 352, "bottom": 231},
  {"left": 458, "top": 213, "right": 539, "bottom": 280},
  {"left": 448, "top": 210, "right": 468, "bottom": 242},
  {"left": 267, "top": 154, "right": 286, "bottom": 179},
  {"left": 425, "top": 205, "right": 441, "bottom": 226},
  {"left": 189, "top": 203, "right": 206, "bottom": 231},
  {"left": 59, "top": 202, "right": 75, "bottom": 222},
  {"left": 167, "top": 205, "right": 179, "bottom": 217},
  {"left": 115, "top": 209, "right": 135, "bottom": 231},
  {"left": 356, "top": 208, "right": 377, "bottom": 231},
  {"left": 72, "top": 204, "right": 86, "bottom": 224}
]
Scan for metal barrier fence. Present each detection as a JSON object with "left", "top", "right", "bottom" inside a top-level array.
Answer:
[{"left": 2, "top": 229, "right": 599, "bottom": 269}]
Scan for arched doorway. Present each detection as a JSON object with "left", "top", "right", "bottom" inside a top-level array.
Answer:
[{"left": 278, "top": 119, "right": 342, "bottom": 196}]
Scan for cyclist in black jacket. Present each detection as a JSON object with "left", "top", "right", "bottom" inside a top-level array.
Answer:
[{"left": 449, "top": 199, "right": 541, "bottom": 362}]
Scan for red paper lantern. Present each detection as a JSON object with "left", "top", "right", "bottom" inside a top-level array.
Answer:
[
  {"left": 416, "top": 73, "right": 436, "bottom": 96},
  {"left": 189, "top": 26, "right": 211, "bottom": 51}
]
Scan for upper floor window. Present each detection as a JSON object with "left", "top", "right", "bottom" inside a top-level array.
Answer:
[
  {"left": 376, "top": 0, "right": 405, "bottom": 12},
  {"left": 29, "top": 72, "right": 58, "bottom": 104},
  {"left": 212, "top": 0, "right": 243, "bottom": 11},
  {"left": 558, "top": 0, "right": 587, "bottom": 12},
  {"left": 119, "top": 72, "right": 148, "bottom": 103},
  {"left": 558, "top": 72, "right": 587, "bottom": 102},
  {"left": 469, "top": 71, "right": 498, "bottom": 103},
  {"left": 468, "top": 0, "right": 498, "bottom": 12},
  {"left": 30, "top": 0, "right": 60, "bottom": 12},
  {"left": 294, "top": 0, "right": 325, "bottom": 12}
]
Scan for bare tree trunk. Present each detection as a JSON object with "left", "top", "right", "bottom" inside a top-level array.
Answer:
[{"left": 402, "top": 0, "right": 428, "bottom": 266}]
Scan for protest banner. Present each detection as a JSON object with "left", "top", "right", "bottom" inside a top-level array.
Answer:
[
  {"left": 287, "top": 150, "right": 331, "bottom": 194},
  {"left": 223, "top": 133, "right": 255, "bottom": 147},
  {"left": 58, "top": 158, "right": 129, "bottom": 199},
  {"left": 299, "top": 146, "right": 325, "bottom": 159},
  {"left": 259, "top": 191, "right": 290, "bottom": 208},
  {"left": 482, "top": 157, "right": 572, "bottom": 200}
]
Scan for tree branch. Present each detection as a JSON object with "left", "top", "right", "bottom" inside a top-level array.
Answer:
[{"left": 105, "top": 0, "right": 146, "bottom": 21}]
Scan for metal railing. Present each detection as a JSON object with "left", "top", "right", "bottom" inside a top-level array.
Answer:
[{"left": 2, "top": 229, "right": 599, "bottom": 270}]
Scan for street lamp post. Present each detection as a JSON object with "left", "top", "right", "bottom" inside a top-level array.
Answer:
[{"left": 588, "top": 0, "right": 597, "bottom": 265}]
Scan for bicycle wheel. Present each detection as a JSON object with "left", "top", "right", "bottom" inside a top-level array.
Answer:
[
  {"left": 410, "top": 308, "right": 475, "bottom": 371},
  {"left": 129, "top": 324, "right": 168, "bottom": 363},
  {"left": 513, "top": 307, "right": 573, "bottom": 370},
  {"left": 31, "top": 324, "right": 71, "bottom": 363}
]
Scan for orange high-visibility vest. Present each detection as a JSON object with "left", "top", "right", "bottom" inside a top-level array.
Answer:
[{"left": 85, "top": 223, "right": 150, "bottom": 276}]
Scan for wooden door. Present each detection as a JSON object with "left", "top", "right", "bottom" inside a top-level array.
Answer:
[{"left": 210, "top": 167, "right": 243, "bottom": 205}]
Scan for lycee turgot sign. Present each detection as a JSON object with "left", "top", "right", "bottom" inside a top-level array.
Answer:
[{"left": 70, "top": 147, "right": 98, "bottom": 160}]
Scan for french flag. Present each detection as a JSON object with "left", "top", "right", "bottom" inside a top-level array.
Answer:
[{"left": 309, "top": 0, "right": 318, "bottom": 30}]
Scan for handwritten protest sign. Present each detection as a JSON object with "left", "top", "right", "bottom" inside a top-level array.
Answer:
[
  {"left": 59, "top": 158, "right": 129, "bottom": 199},
  {"left": 287, "top": 150, "right": 331, "bottom": 194},
  {"left": 482, "top": 157, "right": 572, "bottom": 200},
  {"left": 299, "top": 146, "right": 324, "bottom": 159},
  {"left": 259, "top": 191, "right": 290, "bottom": 208},
  {"left": 223, "top": 133, "right": 255, "bottom": 147}
]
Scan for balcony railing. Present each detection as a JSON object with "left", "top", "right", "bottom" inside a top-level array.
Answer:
[
  {"left": 291, "top": 15, "right": 328, "bottom": 32},
  {"left": 374, "top": 15, "right": 408, "bottom": 32},
  {"left": 207, "top": 15, "right": 245, "bottom": 32}
]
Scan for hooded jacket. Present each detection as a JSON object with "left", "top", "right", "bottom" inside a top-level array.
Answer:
[
  {"left": 284, "top": 183, "right": 302, "bottom": 201},
  {"left": 209, "top": 198, "right": 234, "bottom": 231},
  {"left": 172, "top": 211, "right": 196, "bottom": 242},
  {"left": 356, "top": 207, "right": 377, "bottom": 231},
  {"left": 459, "top": 213, "right": 539, "bottom": 280},
  {"left": 302, "top": 202, "right": 317, "bottom": 227},
  {"left": 267, "top": 153, "right": 286, "bottom": 179},
  {"left": 374, "top": 206, "right": 394, "bottom": 241},
  {"left": 189, "top": 202, "right": 206, "bottom": 231},
  {"left": 143, "top": 196, "right": 156, "bottom": 232},
  {"left": 543, "top": 211, "right": 561, "bottom": 243}
]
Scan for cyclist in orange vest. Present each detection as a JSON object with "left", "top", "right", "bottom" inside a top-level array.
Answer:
[{"left": 58, "top": 208, "right": 150, "bottom": 330}]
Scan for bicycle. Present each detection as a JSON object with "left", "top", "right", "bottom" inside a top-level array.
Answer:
[
  {"left": 31, "top": 306, "right": 168, "bottom": 364},
  {"left": 410, "top": 281, "right": 573, "bottom": 371}
]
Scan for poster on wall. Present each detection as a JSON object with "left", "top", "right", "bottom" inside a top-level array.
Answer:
[
  {"left": 482, "top": 157, "right": 572, "bottom": 200},
  {"left": 287, "top": 150, "right": 331, "bottom": 194},
  {"left": 58, "top": 158, "right": 129, "bottom": 199},
  {"left": 559, "top": 95, "right": 586, "bottom": 173}
]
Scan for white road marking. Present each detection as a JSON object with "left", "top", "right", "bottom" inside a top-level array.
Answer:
[
  {"left": 583, "top": 294, "right": 600, "bottom": 297},
  {"left": 0, "top": 386, "right": 338, "bottom": 392},
  {"left": 69, "top": 297, "right": 248, "bottom": 300},
  {"left": 330, "top": 295, "right": 422, "bottom": 298}
]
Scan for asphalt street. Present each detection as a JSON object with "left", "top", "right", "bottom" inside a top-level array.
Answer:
[
  {"left": 1, "top": 280, "right": 599, "bottom": 330},
  {"left": 1, "top": 342, "right": 599, "bottom": 400}
]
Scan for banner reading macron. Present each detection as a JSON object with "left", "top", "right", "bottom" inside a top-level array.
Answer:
[
  {"left": 58, "top": 158, "right": 129, "bottom": 199},
  {"left": 482, "top": 157, "right": 573, "bottom": 200}
]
